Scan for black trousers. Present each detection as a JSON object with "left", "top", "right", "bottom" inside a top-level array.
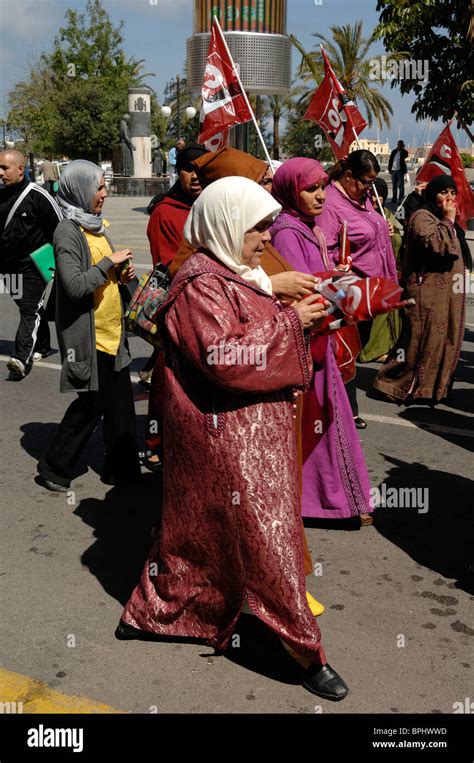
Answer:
[
  {"left": 39, "top": 351, "right": 140, "bottom": 487},
  {"left": 345, "top": 319, "right": 373, "bottom": 418},
  {"left": 6, "top": 259, "right": 51, "bottom": 364}
]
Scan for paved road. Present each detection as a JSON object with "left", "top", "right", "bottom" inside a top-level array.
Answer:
[{"left": 0, "top": 197, "right": 473, "bottom": 715}]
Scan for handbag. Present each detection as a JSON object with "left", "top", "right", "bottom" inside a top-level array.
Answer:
[
  {"left": 124, "top": 263, "right": 170, "bottom": 347},
  {"left": 29, "top": 243, "right": 55, "bottom": 284}
]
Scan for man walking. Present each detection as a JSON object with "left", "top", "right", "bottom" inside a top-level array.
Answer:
[
  {"left": 167, "top": 137, "right": 185, "bottom": 188},
  {"left": 0, "top": 149, "right": 62, "bottom": 379},
  {"left": 39, "top": 157, "right": 59, "bottom": 196},
  {"left": 388, "top": 140, "right": 408, "bottom": 204}
]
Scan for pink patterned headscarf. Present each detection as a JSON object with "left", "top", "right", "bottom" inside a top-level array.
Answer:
[{"left": 271, "top": 157, "right": 328, "bottom": 222}]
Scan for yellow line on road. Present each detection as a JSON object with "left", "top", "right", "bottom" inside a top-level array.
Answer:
[{"left": 0, "top": 667, "right": 123, "bottom": 714}]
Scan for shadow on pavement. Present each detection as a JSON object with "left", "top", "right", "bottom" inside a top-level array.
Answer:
[
  {"left": 222, "top": 613, "right": 302, "bottom": 687},
  {"left": 75, "top": 472, "right": 163, "bottom": 605},
  {"left": 374, "top": 455, "right": 474, "bottom": 594},
  {"left": 398, "top": 407, "right": 474, "bottom": 452}
]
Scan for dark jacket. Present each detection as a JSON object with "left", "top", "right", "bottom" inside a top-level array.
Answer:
[
  {"left": 0, "top": 178, "right": 62, "bottom": 267},
  {"left": 53, "top": 219, "right": 131, "bottom": 393},
  {"left": 388, "top": 148, "right": 408, "bottom": 174}
]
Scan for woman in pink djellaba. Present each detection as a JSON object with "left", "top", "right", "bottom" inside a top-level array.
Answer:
[{"left": 116, "top": 177, "right": 349, "bottom": 701}]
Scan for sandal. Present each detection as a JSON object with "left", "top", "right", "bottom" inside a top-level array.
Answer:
[
  {"left": 139, "top": 451, "right": 163, "bottom": 473},
  {"left": 353, "top": 416, "right": 367, "bottom": 430}
]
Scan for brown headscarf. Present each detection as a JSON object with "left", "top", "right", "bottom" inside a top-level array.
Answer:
[{"left": 168, "top": 147, "right": 292, "bottom": 279}]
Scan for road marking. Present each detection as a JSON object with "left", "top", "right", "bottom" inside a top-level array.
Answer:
[
  {"left": 0, "top": 666, "right": 123, "bottom": 713},
  {"left": 2, "top": 356, "right": 472, "bottom": 436},
  {"left": 0, "top": 355, "right": 141, "bottom": 384},
  {"left": 361, "top": 412, "right": 474, "bottom": 438}
]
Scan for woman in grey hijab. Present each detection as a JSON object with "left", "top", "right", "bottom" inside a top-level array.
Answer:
[{"left": 37, "top": 160, "right": 142, "bottom": 491}]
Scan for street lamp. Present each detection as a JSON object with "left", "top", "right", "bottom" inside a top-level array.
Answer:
[{"left": 161, "top": 75, "right": 198, "bottom": 141}]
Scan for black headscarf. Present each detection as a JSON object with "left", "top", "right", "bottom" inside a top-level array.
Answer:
[
  {"left": 421, "top": 175, "right": 472, "bottom": 270},
  {"left": 175, "top": 143, "right": 208, "bottom": 174},
  {"left": 147, "top": 143, "right": 209, "bottom": 214}
]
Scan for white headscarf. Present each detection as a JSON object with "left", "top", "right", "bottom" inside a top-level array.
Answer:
[{"left": 183, "top": 176, "right": 282, "bottom": 295}]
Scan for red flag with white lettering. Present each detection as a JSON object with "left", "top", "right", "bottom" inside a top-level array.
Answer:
[
  {"left": 198, "top": 17, "right": 253, "bottom": 145},
  {"left": 304, "top": 47, "right": 367, "bottom": 160},
  {"left": 416, "top": 124, "right": 474, "bottom": 229}
]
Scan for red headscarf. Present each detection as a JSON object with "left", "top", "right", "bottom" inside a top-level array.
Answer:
[{"left": 271, "top": 157, "right": 328, "bottom": 222}]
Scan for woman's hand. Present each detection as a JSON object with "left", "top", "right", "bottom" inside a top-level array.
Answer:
[
  {"left": 109, "top": 248, "right": 133, "bottom": 266},
  {"left": 387, "top": 220, "right": 395, "bottom": 237},
  {"left": 271, "top": 271, "right": 318, "bottom": 301},
  {"left": 292, "top": 293, "right": 329, "bottom": 329},
  {"left": 414, "top": 180, "right": 428, "bottom": 195},
  {"left": 120, "top": 262, "right": 136, "bottom": 283},
  {"left": 441, "top": 198, "right": 457, "bottom": 221}
]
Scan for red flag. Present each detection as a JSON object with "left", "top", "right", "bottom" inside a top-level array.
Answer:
[
  {"left": 304, "top": 47, "right": 367, "bottom": 160},
  {"left": 416, "top": 124, "right": 474, "bottom": 229},
  {"left": 198, "top": 17, "right": 253, "bottom": 144},
  {"left": 203, "top": 129, "right": 229, "bottom": 152}
]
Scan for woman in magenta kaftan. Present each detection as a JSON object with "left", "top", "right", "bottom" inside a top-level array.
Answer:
[
  {"left": 118, "top": 178, "right": 350, "bottom": 697},
  {"left": 271, "top": 158, "right": 373, "bottom": 521}
]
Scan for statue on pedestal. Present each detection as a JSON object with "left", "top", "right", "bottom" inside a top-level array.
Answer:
[{"left": 120, "top": 114, "right": 135, "bottom": 177}]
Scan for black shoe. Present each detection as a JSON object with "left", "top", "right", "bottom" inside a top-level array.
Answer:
[
  {"left": 302, "top": 663, "right": 349, "bottom": 701},
  {"left": 353, "top": 415, "right": 367, "bottom": 430},
  {"left": 115, "top": 620, "right": 158, "bottom": 641},
  {"left": 35, "top": 474, "right": 69, "bottom": 493}
]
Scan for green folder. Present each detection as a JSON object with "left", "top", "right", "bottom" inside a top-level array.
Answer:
[{"left": 29, "top": 243, "right": 55, "bottom": 284}]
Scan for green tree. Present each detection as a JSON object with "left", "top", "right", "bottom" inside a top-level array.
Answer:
[
  {"left": 7, "top": 63, "right": 58, "bottom": 155},
  {"left": 460, "top": 153, "right": 473, "bottom": 169},
  {"left": 8, "top": 0, "right": 154, "bottom": 159},
  {"left": 375, "top": 0, "right": 474, "bottom": 140}
]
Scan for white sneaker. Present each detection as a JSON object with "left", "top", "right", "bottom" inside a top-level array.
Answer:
[
  {"left": 32, "top": 352, "right": 42, "bottom": 362},
  {"left": 7, "top": 357, "right": 26, "bottom": 378}
]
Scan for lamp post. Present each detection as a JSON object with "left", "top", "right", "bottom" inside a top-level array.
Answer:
[
  {"left": 176, "top": 74, "right": 181, "bottom": 141},
  {"left": 160, "top": 102, "right": 197, "bottom": 143}
]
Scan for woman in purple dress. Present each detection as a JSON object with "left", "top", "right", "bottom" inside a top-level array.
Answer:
[
  {"left": 317, "top": 150, "right": 397, "bottom": 428},
  {"left": 271, "top": 157, "right": 373, "bottom": 524}
]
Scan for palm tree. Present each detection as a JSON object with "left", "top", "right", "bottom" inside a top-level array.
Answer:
[
  {"left": 290, "top": 21, "right": 408, "bottom": 130},
  {"left": 265, "top": 95, "right": 284, "bottom": 159}
]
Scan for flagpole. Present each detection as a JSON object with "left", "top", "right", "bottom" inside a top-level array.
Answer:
[
  {"left": 350, "top": 126, "right": 386, "bottom": 220},
  {"left": 213, "top": 17, "right": 273, "bottom": 168}
]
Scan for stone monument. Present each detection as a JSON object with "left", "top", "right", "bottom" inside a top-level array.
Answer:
[
  {"left": 119, "top": 114, "right": 135, "bottom": 177},
  {"left": 128, "top": 87, "right": 152, "bottom": 178}
]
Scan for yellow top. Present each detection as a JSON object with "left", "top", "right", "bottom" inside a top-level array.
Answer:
[{"left": 83, "top": 223, "right": 122, "bottom": 356}]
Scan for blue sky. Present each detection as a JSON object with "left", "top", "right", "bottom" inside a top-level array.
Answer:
[{"left": 0, "top": 0, "right": 470, "bottom": 150}]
